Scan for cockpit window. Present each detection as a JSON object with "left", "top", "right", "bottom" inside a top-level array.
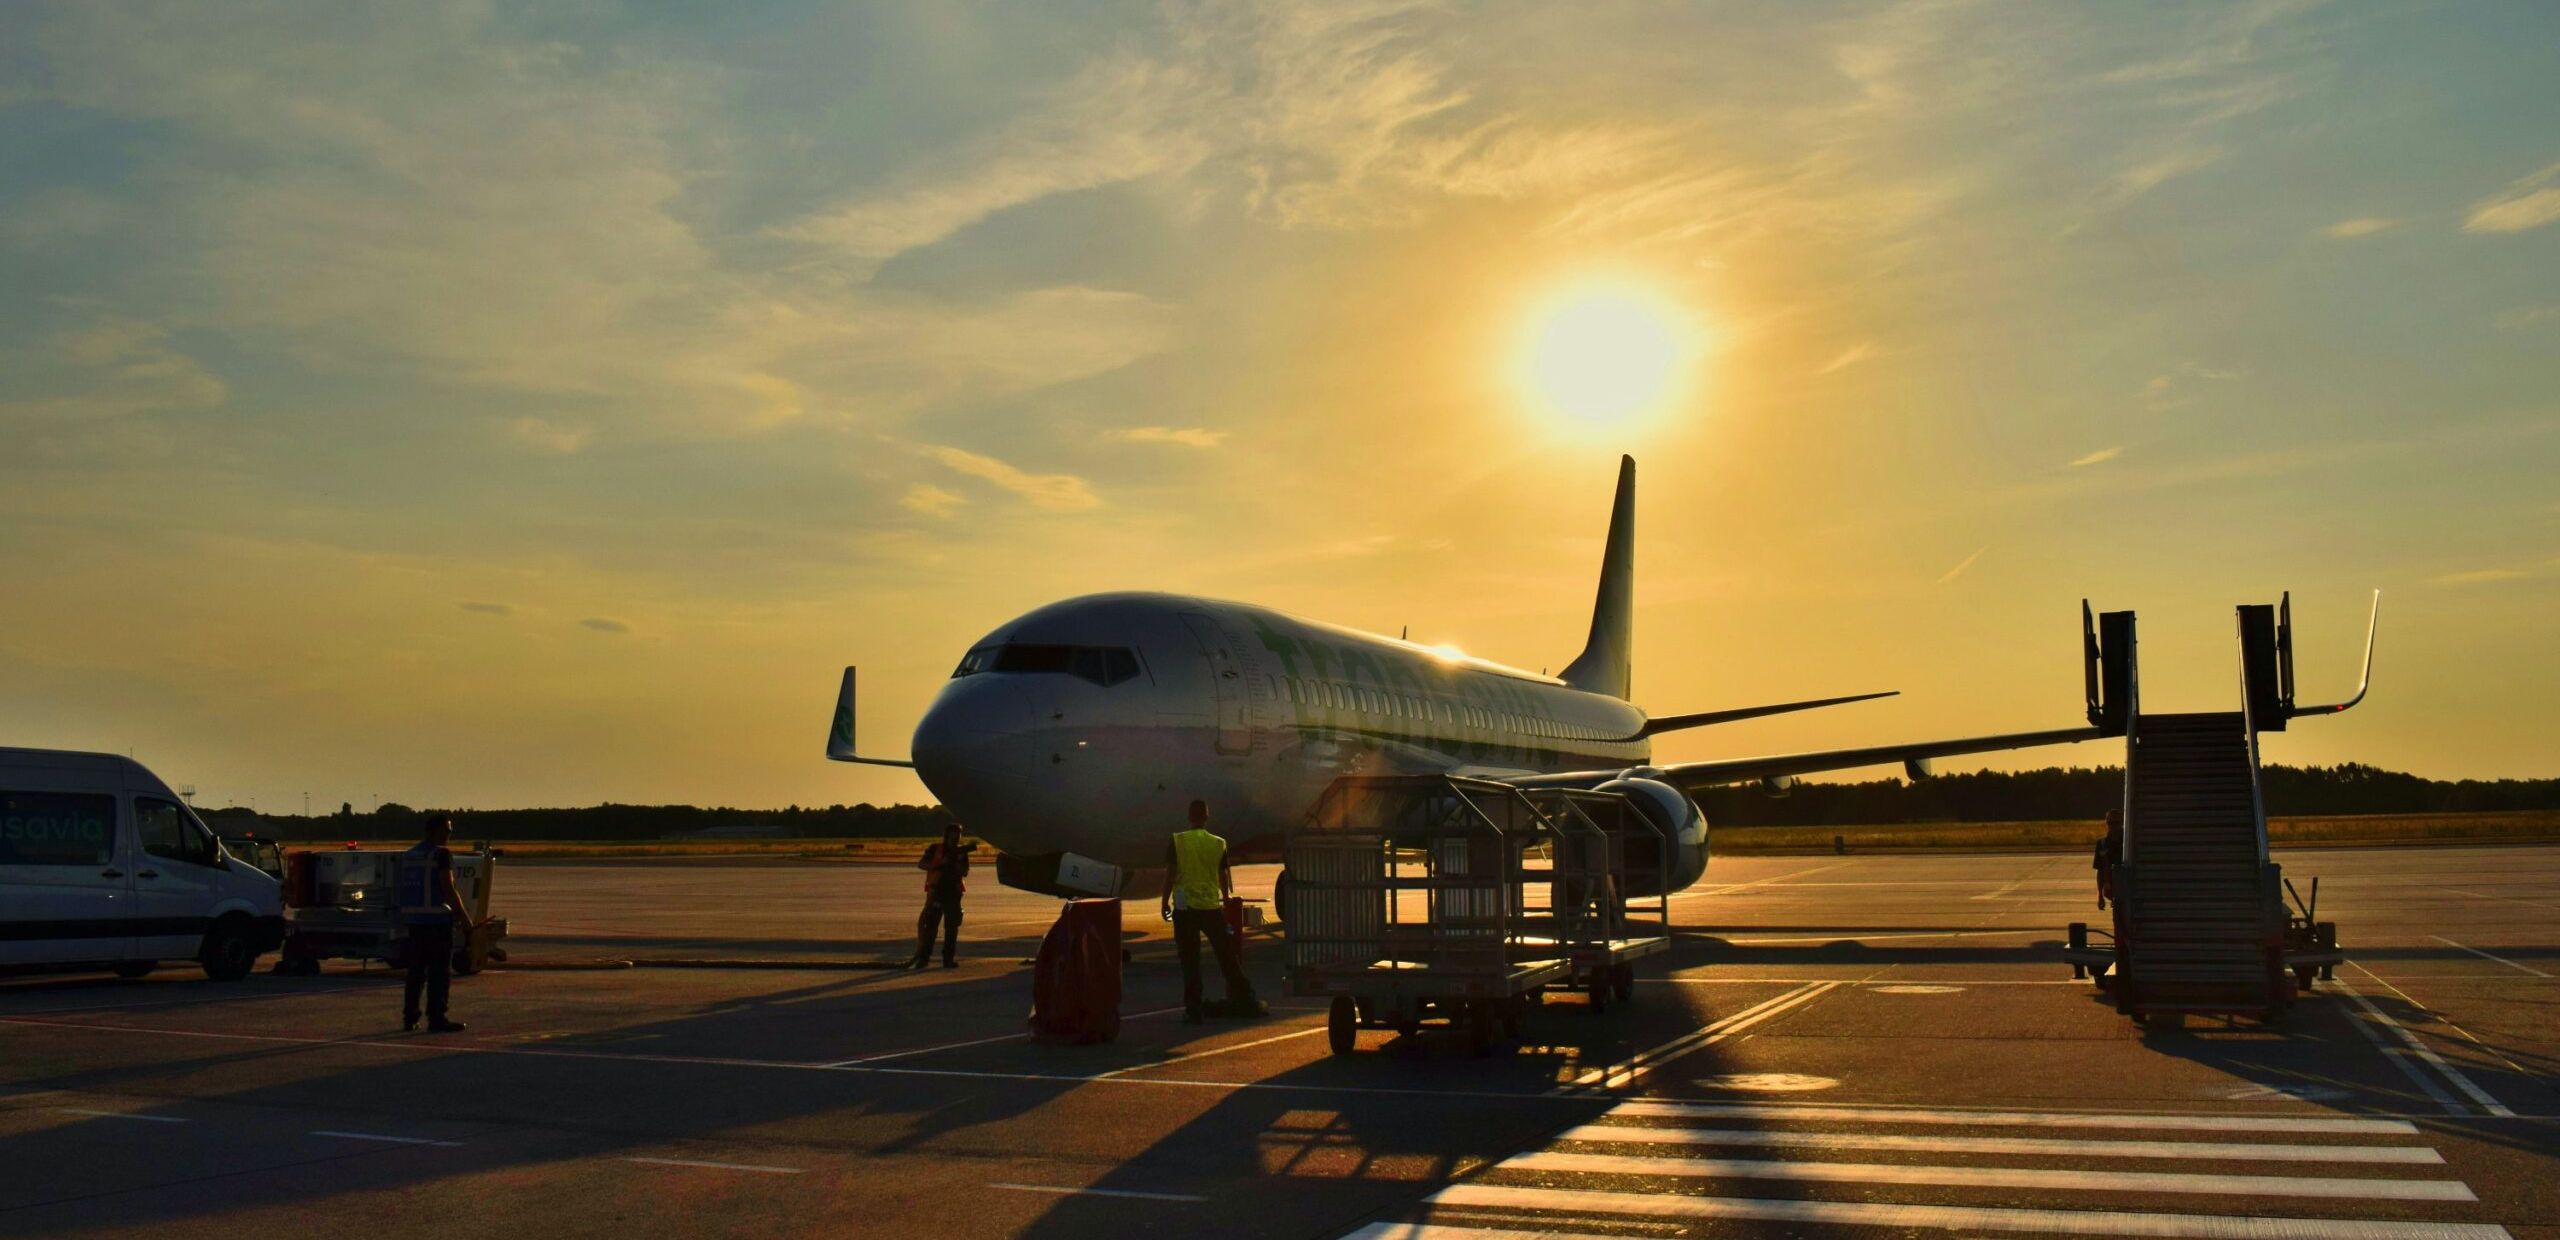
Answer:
[{"left": 952, "top": 643, "right": 1142, "bottom": 687}]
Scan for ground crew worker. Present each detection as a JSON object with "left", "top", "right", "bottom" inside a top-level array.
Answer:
[
  {"left": 395, "top": 816, "right": 477, "bottom": 1033},
  {"left": 1161, "top": 799, "right": 1259, "bottom": 1024},
  {"left": 2095, "top": 808, "right": 2124, "bottom": 910},
  {"left": 909, "top": 822, "right": 971, "bottom": 969}
]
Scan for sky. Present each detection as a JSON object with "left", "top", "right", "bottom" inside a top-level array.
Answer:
[{"left": 2, "top": 1, "right": 2554, "bottom": 813}]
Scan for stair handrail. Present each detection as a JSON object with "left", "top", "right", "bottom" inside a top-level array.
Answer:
[
  {"left": 2118, "top": 654, "right": 2140, "bottom": 869},
  {"left": 2237, "top": 623, "right": 2272, "bottom": 864}
]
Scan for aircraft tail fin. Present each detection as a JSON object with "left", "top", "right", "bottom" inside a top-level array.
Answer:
[{"left": 1559, "top": 455, "right": 1635, "bottom": 699}]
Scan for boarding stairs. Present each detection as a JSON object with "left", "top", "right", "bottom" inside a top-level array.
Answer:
[{"left": 2065, "top": 594, "right": 2373, "bottom": 1025}]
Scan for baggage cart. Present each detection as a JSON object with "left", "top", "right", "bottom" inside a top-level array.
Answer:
[
  {"left": 273, "top": 843, "right": 509, "bottom": 976},
  {"left": 1285, "top": 776, "right": 1670, "bottom": 1056}
]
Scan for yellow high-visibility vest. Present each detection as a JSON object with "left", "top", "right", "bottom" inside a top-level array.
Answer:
[{"left": 1169, "top": 828, "right": 1226, "bottom": 911}]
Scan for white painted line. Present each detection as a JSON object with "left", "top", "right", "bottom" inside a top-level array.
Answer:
[
  {"left": 622, "top": 1156, "right": 802, "bottom": 1174},
  {"left": 1675, "top": 862, "right": 1853, "bottom": 899},
  {"left": 987, "top": 1182, "right": 1207, "bottom": 1203},
  {"left": 59, "top": 1108, "right": 185, "bottom": 1123},
  {"left": 1552, "top": 1124, "right": 2445, "bottom": 1164},
  {"left": 1558, "top": 982, "right": 1837, "bottom": 1091},
  {"left": 312, "top": 1130, "right": 464, "bottom": 1147},
  {"left": 1605, "top": 1101, "right": 2421, "bottom": 1134},
  {"left": 1714, "top": 928, "right": 2049, "bottom": 945},
  {"left": 1089, "top": 1025, "right": 1328, "bottom": 1080},
  {"left": 1499, "top": 1149, "right": 2477, "bottom": 1201},
  {"left": 824, "top": 1004, "right": 1191, "bottom": 1066},
  {"left": 2430, "top": 936, "right": 2552, "bottom": 979},
  {"left": 2335, "top": 975, "right": 2514, "bottom": 1118},
  {"left": 1424, "top": 1184, "right": 2516, "bottom": 1240},
  {"left": 1640, "top": 976, "right": 2086, "bottom": 986},
  {"left": 2336, "top": 978, "right": 2467, "bottom": 1115},
  {"left": 1342, "top": 1224, "right": 1616, "bottom": 1240},
  {"left": 2441, "top": 887, "right": 2560, "bottom": 913}
]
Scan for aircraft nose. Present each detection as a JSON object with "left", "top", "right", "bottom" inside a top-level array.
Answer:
[{"left": 911, "top": 677, "right": 1036, "bottom": 797}]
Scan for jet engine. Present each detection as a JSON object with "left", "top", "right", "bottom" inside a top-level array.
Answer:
[{"left": 1592, "top": 775, "right": 1710, "bottom": 895}]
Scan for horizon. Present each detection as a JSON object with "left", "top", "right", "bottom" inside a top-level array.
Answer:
[{"left": 4, "top": 4, "right": 2556, "bottom": 811}]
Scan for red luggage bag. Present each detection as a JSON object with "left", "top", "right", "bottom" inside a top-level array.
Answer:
[{"left": 1028, "top": 898, "right": 1123, "bottom": 1044}]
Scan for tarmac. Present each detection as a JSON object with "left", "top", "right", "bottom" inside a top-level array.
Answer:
[{"left": 2, "top": 843, "right": 2554, "bottom": 1239}]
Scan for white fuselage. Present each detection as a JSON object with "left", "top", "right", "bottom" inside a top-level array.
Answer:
[{"left": 910, "top": 593, "right": 1651, "bottom": 867}]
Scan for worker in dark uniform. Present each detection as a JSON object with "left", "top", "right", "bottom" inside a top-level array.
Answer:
[
  {"left": 1161, "top": 800, "right": 1260, "bottom": 1024},
  {"left": 909, "top": 823, "right": 972, "bottom": 969},
  {"left": 2094, "top": 808, "right": 2123, "bottom": 910},
  {"left": 394, "top": 816, "right": 476, "bottom": 1033}
]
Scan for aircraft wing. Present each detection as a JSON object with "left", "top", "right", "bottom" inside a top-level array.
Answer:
[{"left": 1521, "top": 725, "right": 2104, "bottom": 793}]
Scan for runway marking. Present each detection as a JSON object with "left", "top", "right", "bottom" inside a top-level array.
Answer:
[
  {"left": 2429, "top": 935, "right": 2552, "bottom": 979},
  {"left": 1423, "top": 1185, "right": 2517, "bottom": 1240},
  {"left": 622, "top": 1156, "right": 802, "bottom": 1174},
  {"left": 1605, "top": 1101, "right": 2422, "bottom": 1134},
  {"left": 2441, "top": 887, "right": 2560, "bottom": 913},
  {"left": 4, "top": 1013, "right": 2544, "bottom": 1121},
  {"left": 312, "top": 1130, "right": 464, "bottom": 1147},
  {"left": 1674, "top": 862, "right": 1852, "bottom": 899},
  {"left": 988, "top": 1182, "right": 1208, "bottom": 1203},
  {"left": 1497, "top": 1149, "right": 2478, "bottom": 1200},
  {"left": 58, "top": 1108, "right": 185, "bottom": 1123},
  {"left": 1557, "top": 982, "right": 1838, "bottom": 1092},
  {"left": 1640, "top": 976, "right": 2085, "bottom": 986},
  {"left": 1551, "top": 1123, "right": 2445, "bottom": 1164},
  {"left": 1711, "top": 928, "right": 2049, "bottom": 945},
  {"left": 824, "top": 1004, "right": 1191, "bottom": 1066},
  {"left": 2334, "top": 975, "right": 2513, "bottom": 1118},
  {"left": 1089, "top": 1024, "right": 1329, "bottom": 1080},
  {"left": 1344, "top": 1225, "right": 1619, "bottom": 1240}
]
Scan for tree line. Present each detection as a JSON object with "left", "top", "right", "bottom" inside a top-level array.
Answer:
[
  {"left": 190, "top": 762, "right": 2557, "bottom": 841},
  {"left": 1693, "top": 762, "right": 2560, "bottom": 827}
]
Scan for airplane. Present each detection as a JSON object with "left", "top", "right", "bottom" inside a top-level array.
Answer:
[{"left": 827, "top": 455, "right": 2106, "bottom": 900}]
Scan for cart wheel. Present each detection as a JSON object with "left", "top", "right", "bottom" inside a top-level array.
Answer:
[
  {"left": 1327, "top": 996, "right": 1357, "bottom": 1056},
  {"left": 1610, "top": 962, "right": 1636, "bottom": 1003}
]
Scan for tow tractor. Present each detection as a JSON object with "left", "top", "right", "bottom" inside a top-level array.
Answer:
[{"left": 270, "top": 842, "right": 510, "bottom": 976}]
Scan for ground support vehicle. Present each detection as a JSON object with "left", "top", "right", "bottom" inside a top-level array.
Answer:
[
  {"left": 272, "top": 844, "right": 509, "bottom": 976},
  {"left": 1284, "top": 776, "right": 1668, "bottom": 1056}
]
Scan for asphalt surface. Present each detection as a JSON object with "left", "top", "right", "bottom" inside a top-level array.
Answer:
[{"left": 3, "top": 844, "right": 2554, "bottom": 1239}]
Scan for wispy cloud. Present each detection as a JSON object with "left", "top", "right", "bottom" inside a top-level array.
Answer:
[
  {"left": 2496, "top": 305, "right": 2560, "bottom": 333},
  {"left": 2465, "top": 162, "right": 2560, "bottom": 234},
  {"left": 1111, "top": 426, "right": 1228, "bottom": 448},
  {"left": 2322, "top": 217, "right": 2398, "bottom": 239},
  {"left": 580, "top": 617, "right": 631, "bottom": 634},
  {"left": 2430, "top": 567, "right": 2531, "bottom": 587},
  {"left": 1813, "top": 342, "right": 1877, "bottom": 376},
  {"left": 1936, "top": 547, "right": 1987, "bottom": 584},
  {"left": 2070, "top": 446, "right": 2124, "bottom": 467},
  {"left": 924, "top": 445, "right": 1102, "bottom": 511},
  {"left": 458, "top": 602, "right": 513, "bottom": 617},
  {"left": 501, "top": 417, "right": 591, "bottom": 455},
  {"left": 0, "top": 318, "right": 227, "bottom": 421},
  {"left": 2110, "top": 145, "right": 2226, "bottom": 203},
  {"left": 900, "top": 483, "right": 966, "bottom": 518}
]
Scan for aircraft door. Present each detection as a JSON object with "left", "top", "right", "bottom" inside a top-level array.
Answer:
[{"left": 1180, "top": 612, "right": 1252, "bottom": 755}]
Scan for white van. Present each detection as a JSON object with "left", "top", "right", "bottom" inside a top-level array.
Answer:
[{"left": 1, "top": 748, "right": 285, "bottom": 980}]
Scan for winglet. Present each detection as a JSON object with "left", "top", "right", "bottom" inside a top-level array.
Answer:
[
  {"left": 2296, "top": 590, "right": 2379, "bottom": 717},
  {"left": 827, "top": 666, "right": 917, "bottom": 768}
]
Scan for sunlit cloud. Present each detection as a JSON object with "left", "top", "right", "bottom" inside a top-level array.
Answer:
[
  {"left": 2465, "top": 162, "right": 2560, "bottom": 234},
  {"left": 1111, "top": 426, "right": 1228, "bottom": 448},
  {"left": 0, "top": 318, "right": 226, "bottom": 422},
  {"left": 1935, "top": 547, "right": 1987, "bottom": 584},
  {"left": 501, "top": 417, "right": 592, "bottom": 456},
  {"left": 2322, "top": 217, "right": 2398, "bottom": 239},
  {"left": 2070, "top": 446, "right": 2124, "bottom": 467},
  {"left": 2429, "top": 568, "right": 2531, "bottom": 587},
  {"left": 1813, "top": 342, "right": 1877, "bottom": 376},
  {"left": 923, "top": 445, "right": 1102, "bottom": 511},
  {"left": 2110, "top": 146, "right": 2226, "bottom": 202},
  {"left": 900, "top": 483, "right": 967, "bottom": 518}
]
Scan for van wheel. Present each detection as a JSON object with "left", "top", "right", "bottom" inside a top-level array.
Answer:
[
  {"left": 200, "top": 918, "right": 258, "bottom": 982},
  {"left": 112, "top": 961, "right": 156, "bottom": 980}
]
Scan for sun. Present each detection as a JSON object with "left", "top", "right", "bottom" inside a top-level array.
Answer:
[{"left": 1514, "top": 279, "right": 1701, "bottom": 429}]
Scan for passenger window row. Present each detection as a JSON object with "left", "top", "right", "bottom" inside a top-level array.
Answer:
[
  {"left": 1273, "top": 677, "right": 1613, "bottom": 743},
  {"left": 951, "top": 643, "right": 1143, "bottom": 687}
]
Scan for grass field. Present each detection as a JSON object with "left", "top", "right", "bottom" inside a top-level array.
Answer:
[{"left": 295, "top": 812, "right": 2560, "bottom": 861}]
